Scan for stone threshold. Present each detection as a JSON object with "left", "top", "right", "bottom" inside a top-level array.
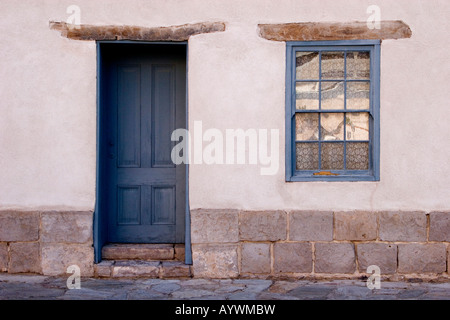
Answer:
[
  {"left": 102, "top": 243, "right": 185, "bottom": 261},
  {"left": 97, "top": 244, "right": 191, "bottom": 279},
  {"left": 95, "top": 260, "right": 192, "bottom": 279}
]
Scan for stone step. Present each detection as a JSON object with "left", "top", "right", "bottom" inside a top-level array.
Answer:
[
  {"left": 102, "top": 244, "right": 185, "bottom": 261},
  {"left": 94, "top": 260, "right": 192, "bottom": 279}
]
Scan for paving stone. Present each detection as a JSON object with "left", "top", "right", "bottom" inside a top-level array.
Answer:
[
  {"left": 126, "top": 289, "right": 167, "bottom": 300},
  {"left": 0, "top": 211, "right": 39, "bottom": 242},
  {"left": 171, "top": 289, "right": 216, "bottom": 299},
  {"left": 334, "top": 211, "right": 377, "bottom": 241},
  {"left": 191, "top": 209, "right": 239, "bottom": 243},
  {"left": 268, "top": 281, "right": 303, "bottom": 294},
  {"left": 257, "top": 292, "right": 300, "bottom": 300},
  {"left": 331, "top": 285, "right": 372, "bottom": 300},
  {"left": 237, "top": 280, "right": 273, "bottom": 292},
  {"left": 241, "top": 243, "right": 271, "bottom": 274},
  {"left": 288, "top": 286, "right": 334, "bottom": 300},
  {"left": 289, "top": 211, "right": 333, "bottom": 241},
  {"left": 239, "top": 211, "right": 287, "bottom": 241},
  {"left": 397, "top": 289, "right": 427, "bottom": 299},
  {"left": 0, "top": 274, "right": 449, "bottom": 300},
  {"left": 62, "top": 288, "right": 115, "bottom": 300},
  {"left": 151, "top": 282, "right": 181, "bottom": 294},
  {"left": 214, "top": 285, "right": 245, "bottom": 294},
  {"left": 227, "top": 292, "right": 258, "bottom": 300},
  {"left": 41, "top": 211, "right": 93, "bottom": 243}
]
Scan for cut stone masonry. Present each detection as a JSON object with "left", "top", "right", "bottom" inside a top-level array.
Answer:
[
  {"left": 0, "top": 210, "right": 448, "bottom": 281},
  {"left": 191, "top": 209, "right": 450, "bottom": 281}
]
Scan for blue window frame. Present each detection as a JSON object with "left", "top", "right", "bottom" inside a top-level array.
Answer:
[{"left": 286, "top": 40, "right": 380, "bottom": 182}]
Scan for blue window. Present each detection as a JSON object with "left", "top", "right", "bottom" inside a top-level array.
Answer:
[{"left": 286, "top": 40, "right": 381, "bottom": 182}]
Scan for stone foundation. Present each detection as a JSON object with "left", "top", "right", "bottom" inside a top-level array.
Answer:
[
  {"left": 0, "top": 211, "right": 94, "bottom": 276},
  {"left": 1, "top": 209, "right": 449, "bottom": 281},
  {"left": 191, "top": 210, "right": 450, "bottom": 281}
]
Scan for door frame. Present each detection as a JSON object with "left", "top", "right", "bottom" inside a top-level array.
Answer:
[{"left": 93, "top": 41, "right": 191, "bottom": 264}]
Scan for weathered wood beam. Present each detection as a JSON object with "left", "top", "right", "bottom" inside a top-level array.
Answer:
[
  {"left": 49, "top": 21, "right": 226, "bottom": 41},
  {"left": 258, "top": 21, "right": 412, "bottom": 41}
]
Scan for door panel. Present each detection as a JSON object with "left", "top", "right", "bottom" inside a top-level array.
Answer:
[{"left": 101, "top": 44, "right": 186, "bottom": 244}]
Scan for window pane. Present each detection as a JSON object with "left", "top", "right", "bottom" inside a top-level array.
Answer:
[
  {"left": 296, "top": 113, "right": 319, "bottom": 141},
  {"left": 321, "top": 81, "right": 344, "bottom": 109},
  {"left": 347, "top": 82, "right": 370, "bottom": 110},
  {"left": 321, "top": 52, "right": 345, "bottom": 79},
  {"left": 321, "top": 143, "right": 344, "bottom": 170},
  {"left": 321, "top": 113, "right": 344, "bottom": 141},
  {"left": 296, "top": 143, "right": 319, "bottom": 170},
  {"left": 296, "top": 52, "right": 319, "bottom": 80},
  {"left": 346, "top": 142, "right": 369, "bottom": 170},
  {"left": 347, "top": 52, "right": 370, "bottom": 80},
  {"left": 346, "top": 112, "right": 370, "bottom": 141},
  {"left": 296, "top": 82, "right": 319, "bottom": 110}
]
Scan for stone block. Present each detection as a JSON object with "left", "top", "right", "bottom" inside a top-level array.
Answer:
[
  {"left": 240, "top": 211, "right": 286, "bottom": 241},
  {"left": 175, "top": 244, "right": 185, "bottom": 262},
  {"left": 94, "top": 261, "right": 114, "bottom": 278},
  {"left": 315, "top": 243, "right": 356, "bottom": 274},
  {"left": 41, "top": 211, "right": 93, "bottom": 243},
  {"left": 0, "top": 211, "right": 39, "bottom": 242},
  {"left": 334, "top": 211, "right": 377, "bottom": 241},
  {"left": 191, "top": 209, "right": 239, "bottom": 243},
  {"left": 9, "top": 242, "right": 41, "bottom": 274},
  {"left": 429, "top": 212, "right": 450, "bottom": 241},
  {"left": 398, "top": 244, "right": 446, "bottom": 274},
  {"left": 192, "top": 244, "right": 238, "bottom": 279},
  {"left": 356, "top": 243, "right": 397, "bottom": 274},
  {"left": 273, "top": 243, "right": 312, "bottom": 273},
  {"left": 379, "top": 212, "right": 427, "bottom": 242},
  {"left": 41, "top": 243, "right": 94, "bottom": 276},
  {"left": 102, "top": 244, "right": 173, "bottom": 260},
  {"left": 0, "top": 243, "right": 8, "bottom": 272},
  {"left": 289, "top": 211, "right": 333, "bottom": 241},
  {"left": 241, "top": 243, "right": 271, "bottom": 274},
  {"left": 112, "top": 261, "right": 160, "bottom": 278},
  {"left": 161, "top": 261, "right": 191, "bottom": 278}
]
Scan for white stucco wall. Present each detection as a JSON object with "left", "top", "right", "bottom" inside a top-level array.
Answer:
[{"left": 0, "top": 0, "right": 449, "bottom": 211}]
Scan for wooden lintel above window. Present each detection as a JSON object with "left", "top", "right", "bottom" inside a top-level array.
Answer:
[
  {"left": 49, "top": 21, "right": 226, "bottom": 41},
  {"left": 258, "top": 21, "right": 412, "bottom": 41}
]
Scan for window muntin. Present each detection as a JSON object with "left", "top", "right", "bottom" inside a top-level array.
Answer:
[{"left": 286, "top": 41, "right": 380, "bottom": 181}]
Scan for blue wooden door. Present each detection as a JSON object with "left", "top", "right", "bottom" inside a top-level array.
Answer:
[{"left": 101, "top": 44, "right": 186, "bottom": 243}]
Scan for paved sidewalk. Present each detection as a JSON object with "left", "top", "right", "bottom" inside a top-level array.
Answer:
[{"left": 0, "top": 274, "right": 449, "bottom": 300}]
